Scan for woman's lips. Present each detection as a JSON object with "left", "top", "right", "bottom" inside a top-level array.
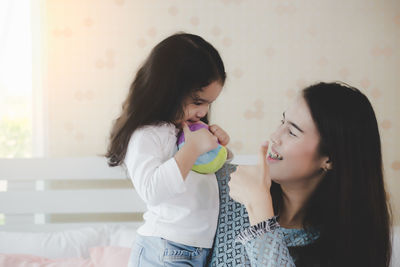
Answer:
[{"left": 268, "top": 147, "right": 283, "bottom": 161}]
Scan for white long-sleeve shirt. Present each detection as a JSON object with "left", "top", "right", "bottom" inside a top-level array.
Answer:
[{"left": 124, "top": 123, "right": 219, "bottom": 248}]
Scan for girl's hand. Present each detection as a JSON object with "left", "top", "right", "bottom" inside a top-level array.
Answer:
[
  {"left": 228, "top": 142, "right": 274, "bottom": 225},
  {"left": 182, "top": 122, "right": 219, "bottom": 156},
  {"left": 209, "top": 124, "right": 230, "bottom": 146}
]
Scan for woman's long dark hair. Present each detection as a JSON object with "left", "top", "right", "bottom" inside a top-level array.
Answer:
[
  {"left": 271, "top": 82, "right": 392, "bottom": 266},
  {"left": 106, "top": 33, "right": 226, "bottom": 167}
]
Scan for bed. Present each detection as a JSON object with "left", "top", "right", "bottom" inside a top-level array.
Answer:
[
  {"left": 0, "top": 157, "right": 147, "bottom": 266},
  {"left": 0, "top": 156, "right": 398, "bottom": 266}
]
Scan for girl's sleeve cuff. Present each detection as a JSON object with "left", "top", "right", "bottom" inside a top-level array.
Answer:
[{"left": 235, "top": 215, "right": 280, "bottom": 244}]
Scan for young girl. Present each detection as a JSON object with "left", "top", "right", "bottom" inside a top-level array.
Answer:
[{"left": 106, "top": 33, "right": 229, "bottom": 266}]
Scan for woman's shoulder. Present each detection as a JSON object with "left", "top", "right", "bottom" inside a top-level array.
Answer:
[{"left": 281, "top": 227, "right": 320, "bottom": 247}]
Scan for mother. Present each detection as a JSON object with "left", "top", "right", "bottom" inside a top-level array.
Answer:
[{"left": 208, "top": 82, "right": 392, "bottom": 267}]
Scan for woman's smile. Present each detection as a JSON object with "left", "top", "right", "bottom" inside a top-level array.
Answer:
[{"left": 267, "top": 147, "right": 283, "bottom": 161}]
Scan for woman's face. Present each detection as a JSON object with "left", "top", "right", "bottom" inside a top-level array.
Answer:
[{"left": 267, "top": 96, "right": 329, "bottom": 183}]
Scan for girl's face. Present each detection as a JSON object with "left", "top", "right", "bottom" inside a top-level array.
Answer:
[
  {"left": 182, "top": 81, "right": 223, "bottom": 124},
  {"left": 267, "top": 96, "right": 329, "bottom": 183}
]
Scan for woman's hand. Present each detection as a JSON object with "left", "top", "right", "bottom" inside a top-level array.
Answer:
[
  {"left": 209, "top": 124, "right": 230, "bottom": 146},
  {"left": 228, "top": 142, "right": 275, "bottom": 225}
]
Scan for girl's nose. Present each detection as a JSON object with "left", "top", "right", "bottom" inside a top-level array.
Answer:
[{"left": 197, "top": 106, "right": 209, "bottom": 118}]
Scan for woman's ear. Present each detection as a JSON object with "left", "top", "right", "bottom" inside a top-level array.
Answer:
[{"left": 322, "top": 158, "right": 333, "bottom": 171}]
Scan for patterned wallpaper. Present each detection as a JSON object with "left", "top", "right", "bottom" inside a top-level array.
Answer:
[{"left": 42, "top": 0, "right": 400, "bottom": 223}]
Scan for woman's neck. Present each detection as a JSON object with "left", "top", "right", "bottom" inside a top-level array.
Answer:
[{"left": 278, "top": 177, "right": 322, "bottom": 229}]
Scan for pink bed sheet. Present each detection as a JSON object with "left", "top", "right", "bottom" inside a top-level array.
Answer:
[{"left": 0, "top": 246, "right": 131, "bottom": 267}]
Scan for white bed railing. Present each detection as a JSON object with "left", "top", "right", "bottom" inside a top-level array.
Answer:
[
  {"left": 0, "top": 157, "right": 145, "bottom": 232},
  {"left": 1, "top": 156, "right": 398, "bottom": 266},
  {"left": 0, "top": 155, "right": 257, "bottom": 232}
]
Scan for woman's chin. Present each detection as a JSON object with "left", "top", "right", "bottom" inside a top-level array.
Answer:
[{"left": 269, "top": 172, "right": 293, "bottom": 185}]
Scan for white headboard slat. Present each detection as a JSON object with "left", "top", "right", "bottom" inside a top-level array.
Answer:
[
  {"left": 0, "top": 189, "right": 146, "bottom": 214},
  {"left": 0, "top": 156, "right": 256, "bottom": 230},
  {"left": 0, "top": 157, "right": 127, "bottom": 180}
]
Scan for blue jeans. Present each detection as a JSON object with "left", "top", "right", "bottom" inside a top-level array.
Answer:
[{"left": 128, "top": 234, "right": 211, "bottom": 267}]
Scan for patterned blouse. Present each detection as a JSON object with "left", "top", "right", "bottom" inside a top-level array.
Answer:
[{"left": 208, "top": 164, "right": 320, "bottom": 267}]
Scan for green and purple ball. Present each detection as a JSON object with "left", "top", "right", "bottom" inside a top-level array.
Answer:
[{"left": 177, "top": 123, "right": 227, "bottom": 174}]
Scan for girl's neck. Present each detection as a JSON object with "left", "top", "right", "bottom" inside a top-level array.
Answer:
[{"left": 278, "top": 177, "right": 322, "bottom": 229}]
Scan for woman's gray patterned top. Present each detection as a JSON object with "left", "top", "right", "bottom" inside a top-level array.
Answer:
[{"left": 208, "top": 164, "right": 320, "bottom": 267}]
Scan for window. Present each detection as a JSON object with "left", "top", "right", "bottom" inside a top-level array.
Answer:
[
  {"left": 0, "top": 0, "right": 43, "bottom": 225},
  {"left": 0, "top": 1, "right": 33, "bottom": 159}
]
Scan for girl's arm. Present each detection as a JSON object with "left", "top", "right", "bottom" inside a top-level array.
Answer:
[
  {"left": 125, "top": 126, "right": 188, "bottom": 206},
  {"left": 174, "top": 122, "right": 219, "bottom": 179},
  {"left": 126, "top": 124, "right": 218, "bottom": 206}
]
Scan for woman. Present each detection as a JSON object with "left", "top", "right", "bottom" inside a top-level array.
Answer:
[{"left": 208, "top": 82, "right": 392, "bottom": 266}]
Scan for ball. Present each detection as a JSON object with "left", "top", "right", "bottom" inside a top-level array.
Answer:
[{"left": 177, "top": 122, "right": 227, "bottom": 174}]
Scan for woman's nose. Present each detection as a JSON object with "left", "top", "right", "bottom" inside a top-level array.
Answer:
[{"left": 270, "top": 128, "right": 282, "bottom": 145}]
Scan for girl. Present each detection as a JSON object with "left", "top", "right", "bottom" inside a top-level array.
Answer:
[
  {"left": 106, "top": 33, "right": 229, "bottom": 266},
  {"left": 209, "top": 82, "right": 392, "bottom": 266}
]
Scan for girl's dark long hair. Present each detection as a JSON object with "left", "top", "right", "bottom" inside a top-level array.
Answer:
[
  {"left": 271, "top": 82, "right": 392, "bottom": 266},
  {"left": 106, "top": 33, "right": 226, "bottom": 167}
]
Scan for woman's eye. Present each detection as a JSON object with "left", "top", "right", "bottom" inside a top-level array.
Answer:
[
  {"left": 280, "top": 119, "right": 285, "bottom": 125},
  {"left": 289, "top": 130, "right": 297, "bottom": 137},
  {"left": 194, "top": 102, "right": 202, "bottom": 106}
]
